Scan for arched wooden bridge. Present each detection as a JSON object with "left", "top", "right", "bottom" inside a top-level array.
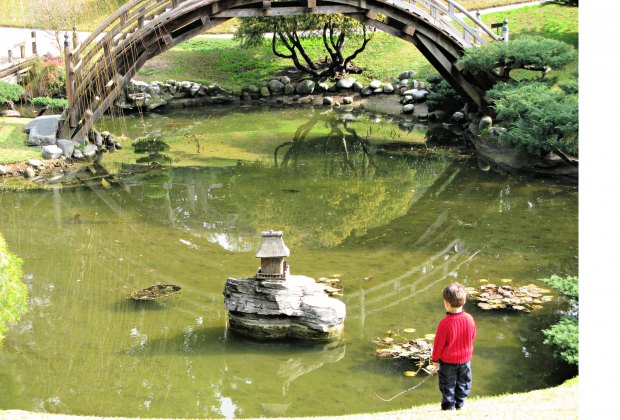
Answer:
[{"left": 57, "top": 0, "right": 502, "bottom": 141}]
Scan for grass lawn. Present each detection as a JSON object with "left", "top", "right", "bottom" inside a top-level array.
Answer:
[
  {"left": 0, "top": 117, "right": 38, "bottom": 164},
  {"left": 137, "top": 34, "right": 431, "bottom": 90},
  {"left": 0, "top": 376, "right": 578, "bottom": 419}
]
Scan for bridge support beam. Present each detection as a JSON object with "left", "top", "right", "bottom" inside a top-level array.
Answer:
[{"left": 414, "top": 32, "right": 485, "bottom": 110}]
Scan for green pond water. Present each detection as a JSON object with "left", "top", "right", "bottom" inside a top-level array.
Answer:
[{"left": 0, "top": 107, "right": 578, "bottom": 418}]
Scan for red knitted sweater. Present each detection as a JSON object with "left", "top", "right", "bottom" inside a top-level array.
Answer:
[{"left": 431, "top": 311, "right": 477, "bottom": 364}]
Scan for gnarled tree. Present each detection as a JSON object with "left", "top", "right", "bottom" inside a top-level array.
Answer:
[{"left": 235, "top": 14, "right": 375, "bottom": 78}]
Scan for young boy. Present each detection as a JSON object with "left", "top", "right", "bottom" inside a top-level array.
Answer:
[{"left": 431, "top": 282, "right": 477, "bottom": 411}]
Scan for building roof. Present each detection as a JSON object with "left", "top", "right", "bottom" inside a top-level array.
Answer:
[{"left": 255, "top": 230, "right": 290, "bottom": 258}]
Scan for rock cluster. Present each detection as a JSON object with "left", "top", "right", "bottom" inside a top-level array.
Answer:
[
  {"left": 242, "top": 70, "right": 430, "bottom": 112},
  {"left": 223, "top": 274, "right": 346, "bottom": 341},
  {"left": 22, "top": 115, "right": 122, "bottom": 163},
  {"left": 115, "top": 80, "right": 236, "bottom": 111}
]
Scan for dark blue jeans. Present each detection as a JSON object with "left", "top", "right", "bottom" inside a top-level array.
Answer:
[{"left": 438, "top": 360, "right": 472, "bottom": 410}]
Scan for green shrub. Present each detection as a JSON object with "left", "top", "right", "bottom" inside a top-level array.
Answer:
[
  {"left": 21, "top": 57, "right": 66, "bottom": 98},
  {"left": 0, "top": 234, "right": 29, "bottom": 345},
  {"left": 543, "top": 316, "right": 578, "bottom": 365},
  {"left": 425, "top": 76, "right": 465, "bottom": 115},
  {"left": 541, "top": 275, "right": 578, "bottom": 366},
  {"left": 31, "top": 96, "right": 68, "bottom": 109},
  {"left": 457, "top": 35, "right": 577, "bottom": 80},
  {"left": 559, "top": 79, "right": 578, "bottom": 95},
  {"left": 0, "top": 81, "right": 24, "bottom": 104},
  {"left": 542, "top": 274, "right": 578, "bottom": 301},
  {"left": 487, "top": 81, "right": 578, "bottom": 155}
]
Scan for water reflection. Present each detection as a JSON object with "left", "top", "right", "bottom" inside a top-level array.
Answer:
[{"left": 0, "top": 107, "right": 578, "bottom": 418}]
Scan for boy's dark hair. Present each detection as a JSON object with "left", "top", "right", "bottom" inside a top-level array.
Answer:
[{"left": 443, "top": 283, "right": 466, "bottom": 308}]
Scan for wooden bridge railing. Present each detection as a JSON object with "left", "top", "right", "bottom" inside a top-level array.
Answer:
[
  {"left": 58, "top": 0, "right": 500, "bottom": 140},
  {"left": 0, "top": 32, "right": 39, "bottom": 81}
]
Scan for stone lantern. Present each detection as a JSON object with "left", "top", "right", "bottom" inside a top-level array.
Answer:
[
  {"left": 256, "top": 230, "right": 289, "bottom": 280},
  {"left": 223, "top": 230, "right": 346, "bottom": 341}
]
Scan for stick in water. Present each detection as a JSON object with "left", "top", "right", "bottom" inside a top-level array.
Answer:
[{"left": 374, "top": 374, "right": 434, "bottom": 402}]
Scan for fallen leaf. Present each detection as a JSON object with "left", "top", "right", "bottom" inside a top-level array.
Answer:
[
  {"left": 404, "top": 371, "right": 418, "bottom": 377},
  {"left": 403, "top": 328, "right": 416, "bottom": 333}
]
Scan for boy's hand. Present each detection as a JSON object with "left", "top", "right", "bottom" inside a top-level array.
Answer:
[{"left": 427, "top": 361, "right": 439, "bottom": 374}]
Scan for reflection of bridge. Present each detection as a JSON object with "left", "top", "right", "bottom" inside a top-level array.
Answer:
[
  {"left": 339, "top": 162, "right": 483, "bottom": 325},
  {"left": 57, "top": 0, "right": 501, "bottom": 141}
]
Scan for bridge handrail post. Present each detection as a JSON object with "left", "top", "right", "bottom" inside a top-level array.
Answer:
[
  {"left": 501, "top": 18, "right": 509, "bottom": 42},
  {"left": 63, "top": 33, "right": 77, "bottom": 129},
  {"left": 444, "top": 0, "right": 500, "bottom": 42},
  {"left": 31, "top": 31, "right": 38, "bottom": 56},
  {"left": 72, "top": 26, "right": 80, "bottom": 50}
]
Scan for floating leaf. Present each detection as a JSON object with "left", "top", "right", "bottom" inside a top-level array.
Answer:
[
  {"left": 384, "top": 337, "right": 394, "bottom": 343},
  {"left": 403, "top": 328, "right": 416, "bottom": 333},
  {"left": 500, "top": 279, "right": 513, "bottom": 283},
  {"left": 404, "top": 371, "right": 418, "bottom": 377},
  {"left": 512, "top": 305, "right": 526, "bottom": 311},
  {"left": 479, "top": 279, "right": 489, "bottom": 283},
  {"left": 424, "top": 334, "right": 436, "bottom": 341},
  {"left": 363, "top": 275, "right": 374, "bottom": 281},
  {"left": 330, "top": 273, "right": 344, "bottom": 279},
  {"left": 478, "top": 302, "right": 492, "bottom": 310}
]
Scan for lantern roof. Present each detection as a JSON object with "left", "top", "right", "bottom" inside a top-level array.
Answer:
[{"left": 256, "top": 230, "right": 290, "bottom": 258}]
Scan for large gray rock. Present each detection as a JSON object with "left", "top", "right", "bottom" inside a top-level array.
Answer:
[
  {"left": 401, "top": 104, "right": 415, "bottom": 114},
  {"left": 0, "top": 165, "right": 8, "bottom": 175},
  {"left": 352, "top": 82, "right": 363, "bottom": 92},
  {"left": 383, "top": 83, "right": 395, "bottom": 94},
  {"left": 280, "top": 76, "right": 291, "bottom": 85},
  {"left": 284, "top": 83, "right": 296, "bottom": 95},
  {"left": 452, "top": 111, "right": 465, "bottom": 122},
  {"left": 24, "top": 167, "right": 36, "bottom": 178},
  {"left": 260, "top": 86, "right": 270, "bottom": 97},
  {"left": 479, "top": 115, "right": 493, "bottom": 130},
  {"left": 83, "top": 144, "right": 97, "bottom": 158},
  {"left": 24, "top": 115, "right": 61, "bottom": 147},
  {"left": 26, "top": 159, "right": 44, "bottom": 167},
  {"left": 56, "top": 139, "right": 75, "bottom": 158},
  {"left": 145, "top": 93, "right": 167, "bottom": 111},
  {"left": 224, "top": 274, "right": 346, "bottom": 341},
  {"left": 128, "top": 93, "right": 151, "bottom": 108},
  {"left": 268, "top": 79, "right": 285, "bottom": 94},
  {"left": 317, "top": 82, "right": 330, "bottom": 92},
  {"left": 342, "top": 96, "right": 353, "bottom": 105},
  {"left": 360, "top": 87, "right": 373, "bottom": 96},
  {"left": 41, "top": 144, "right": 63, "bottom": 159},
  {"left": 323, "top": 96, "right": 334, "bottom": 106},
  {"left": 1, "top": 110, "right": 21, "bottom": 117},
  {"left": 296, "top": 79, "right": 316, "bottom": 95},
  {"left": 369, "top": 80, "right": 382, "bottom": 89},
  {"left": 337, "top": 77, "right": 356, "bottom": 89},
  {"left": 399, "top": 70, "right": 416, "bottom": 80}
]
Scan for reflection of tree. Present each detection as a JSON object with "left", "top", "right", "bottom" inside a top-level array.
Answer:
[
  {"left": 275, "top": 114, "right": 376, "bottom": 176},
  {"left": 133, "top": 132, "right": 172, "bottom": 165}
]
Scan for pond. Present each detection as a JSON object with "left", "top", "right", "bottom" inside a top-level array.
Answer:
[{"left": 0, "top": 106, "right": 578, "bottom": 419}]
